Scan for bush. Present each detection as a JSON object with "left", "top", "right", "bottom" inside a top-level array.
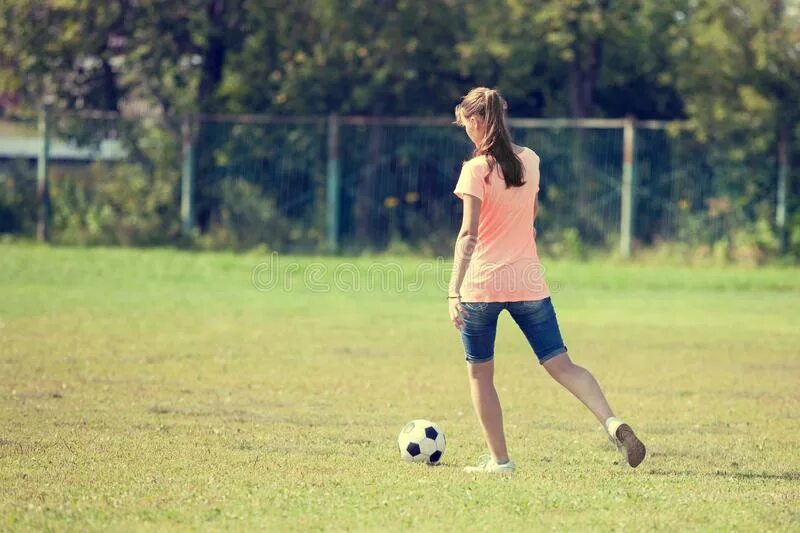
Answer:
[
  {"left": 198, "top": 179, "right": 293, "bottom": 251},
  {"left": 49, "top": 161, "right": 179, "bottom": 245},
  {"left": 0, "top": 159, "right": 37, "bottom": 236},
  {"left": 539, "top": 227, "right": 589, "bottom": 260}
]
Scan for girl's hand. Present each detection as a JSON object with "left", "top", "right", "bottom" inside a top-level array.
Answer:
[{"left": 449, "top": 297, "right": 469, "bottom": 330}]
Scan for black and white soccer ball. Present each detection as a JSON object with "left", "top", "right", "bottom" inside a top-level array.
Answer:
[{"left": 397, "top": 419, "right": 446, "bottom": 465}]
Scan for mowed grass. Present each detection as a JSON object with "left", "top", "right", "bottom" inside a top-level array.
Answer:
[{"left": 1, "top": 243, "right": 799, "bottom": 531}]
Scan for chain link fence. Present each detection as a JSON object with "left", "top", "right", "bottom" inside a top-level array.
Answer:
[{"left": 0, "top": 111, "right": 790, "bottom": 259}]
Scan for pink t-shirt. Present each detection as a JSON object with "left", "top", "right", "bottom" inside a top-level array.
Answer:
[{"left": 453, "top": 148, "right": 549, "bottom": 302}]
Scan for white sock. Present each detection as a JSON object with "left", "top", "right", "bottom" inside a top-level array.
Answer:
[{"left": 604, "top": 416, "right": 624, "bottom": 437}]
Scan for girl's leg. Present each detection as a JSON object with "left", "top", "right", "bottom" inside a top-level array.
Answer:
[
  {"left": 543, "top": 352, "right": 647, "bottom": 468},
  {"left": 467, "top": 359, "right": 509, "bottom": 463},
  {"left": 542, "top": 352, "right": 614, "bottom": 424},
  {"left": 507, "top": 300, "right": 613, "bottom": 424}
]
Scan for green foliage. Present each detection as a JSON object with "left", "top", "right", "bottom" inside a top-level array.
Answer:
[
  {"left": 540, "top": 227, "right": 589, "bottom": 260},
  {"left": 670, "top": 211, "right": 780, "bottom": 266},
  {"left": 194, "top": 119, "right": 327, "bottom": 251},
  {"left": 0, "top": 0, "right": 696, "bottom": 118},
  {"left": 673, "top": 1, "right": 800, "bottom": 136},
  {"left": 198, "top": 178, "right": 293, "bottom": 252},
  {"left": 0, "top": 0, "right": 797, "bottom": 257},
  {"left": 0, "top": 159, "right": 36, "bottom": 236},
  {"left": 49, "top": 161, "right": 179, "bottom": 246}
]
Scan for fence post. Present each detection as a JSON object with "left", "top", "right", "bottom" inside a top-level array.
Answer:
[
  {"left": 36, "top": 102, "right": 51, "bottom": 242},
  {"left": 181, "top": 115, "right": 196, "bottom": 237},
  {"left": 776, "top": 125, "right": 789, "bottom": 253},
  {"left": 620, "top": 116, "right": 636, "bottom": 258},
  {"left": 326, "top": 114, "right": 341, "bottom": 254}
]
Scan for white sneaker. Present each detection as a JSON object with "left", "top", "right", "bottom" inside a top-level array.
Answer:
[
  {"left": 464, "top": 454, "right": 516, "bottom": 474},
  {"left": 604, "top": 426, "right": 625, "bottom": 454},
  {"left": 604, "top": 417, "right": 646, "bottom": 468}
]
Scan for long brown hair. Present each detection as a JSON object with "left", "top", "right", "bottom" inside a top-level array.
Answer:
[{"left": 454, "top": 87, "right": 524, "bottom": 187}]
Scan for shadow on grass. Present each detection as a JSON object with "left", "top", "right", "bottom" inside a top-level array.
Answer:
[{"left": 647, "top": 468, "right": 800, "bottom": 481}]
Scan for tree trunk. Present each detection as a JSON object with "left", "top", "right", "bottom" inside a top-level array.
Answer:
[
  {"left": 567, "top": 6, "right": 606, "bottom": 242},
  {"left": 198, "top": 0, "right": 227, "bottom": 113}
]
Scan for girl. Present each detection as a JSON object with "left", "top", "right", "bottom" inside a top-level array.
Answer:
[{"left": 448, "top": 87, "right": 646, "bottom": 474}]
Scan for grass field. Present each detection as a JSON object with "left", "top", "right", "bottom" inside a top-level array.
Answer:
[{"left": 1, "top": 243, "right": 799, "bottom": 531}]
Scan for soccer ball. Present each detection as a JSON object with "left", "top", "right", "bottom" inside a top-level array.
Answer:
[{"left": 397, "top": 419, "right": 446, "bottom": 465}]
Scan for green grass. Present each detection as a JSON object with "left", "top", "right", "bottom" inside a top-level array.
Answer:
[{"left": 1, "top": 243, "right": 799, "bottom": 531}]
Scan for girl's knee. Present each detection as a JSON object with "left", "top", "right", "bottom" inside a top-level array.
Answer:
[
  {"left": 467, "top": 359, "right": 494, "bottom": 380},
  {"left": 543, "top": 353, "right": 575, "bottom": 379}
]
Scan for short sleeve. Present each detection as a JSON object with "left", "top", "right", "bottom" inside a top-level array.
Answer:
[
  {"left": 453, "top": 160, "right": 486, "bottom": 201},
  {"left": 528, "top": 149, "right": 541, "bottom": 193}
]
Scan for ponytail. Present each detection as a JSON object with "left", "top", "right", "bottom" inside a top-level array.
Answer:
[{"left": 455, "top": 87, "right": 524, "bottom": 188}]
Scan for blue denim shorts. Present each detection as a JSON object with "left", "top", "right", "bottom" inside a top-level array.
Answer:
[{"left": 459, "top": 297, "right": 567, "bottom": 364}]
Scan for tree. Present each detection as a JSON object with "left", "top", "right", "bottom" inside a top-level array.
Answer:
[
  {"left": 0, "top": 0, "right": 245, "bottom": 116},
  {"left": 0, "top": 0, "right": 126, "bottom": 112},
  {"left": 221, "top": 0, "right": 466, "bottom": 115},
  {"left": 671, "top": 0, "right": 800, "bottom": 252}
]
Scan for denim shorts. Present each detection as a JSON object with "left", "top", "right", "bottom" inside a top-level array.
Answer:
[{"left": 459, "top": 297, "right": 567, "bottom": 364}]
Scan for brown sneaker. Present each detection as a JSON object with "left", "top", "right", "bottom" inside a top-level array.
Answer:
[{"left": 615, "top": 424, "right": 646, "bottom": 468}]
